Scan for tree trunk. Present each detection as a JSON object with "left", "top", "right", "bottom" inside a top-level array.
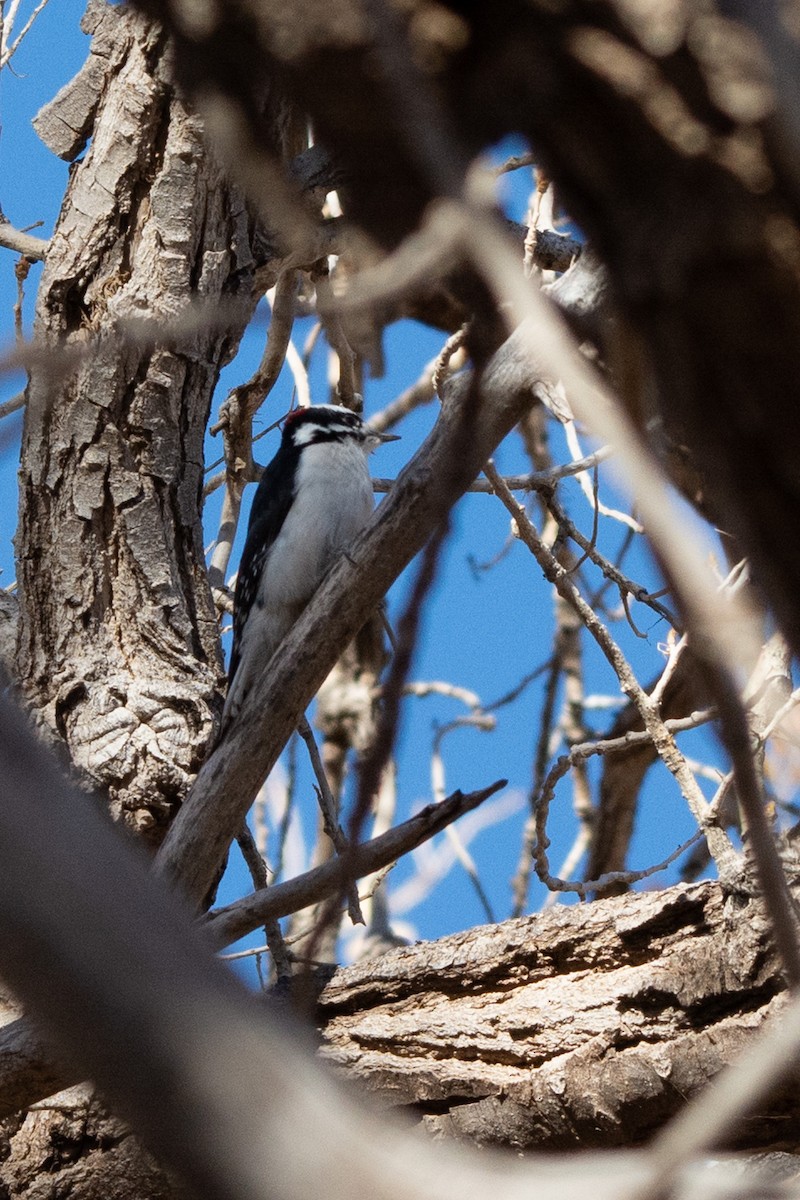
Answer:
[{"left": 16, "top": 0, "right": 257, "bottom": 845}]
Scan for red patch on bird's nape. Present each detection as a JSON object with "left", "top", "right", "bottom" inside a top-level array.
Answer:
[{"left": 281, "top": 406, "right": 306, "bottom": 427}]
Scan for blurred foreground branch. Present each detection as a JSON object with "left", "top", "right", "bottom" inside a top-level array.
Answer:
[{"left": 2, "top": 691, "right": 800, "bottom": 1195}]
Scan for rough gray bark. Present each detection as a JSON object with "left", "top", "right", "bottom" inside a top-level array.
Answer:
[
  {"left": 17, "top": 0, "right": 259, "bottom": 844},
  {"left": 318, "top": 880, "right": 790, "bottom": 1152}
]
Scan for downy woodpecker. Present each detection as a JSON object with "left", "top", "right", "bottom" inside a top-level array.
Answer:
[{"left": 222, "top": 404, "right": 397, "bottom": 729}]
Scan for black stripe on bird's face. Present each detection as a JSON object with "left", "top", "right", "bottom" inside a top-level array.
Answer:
[{"left": 283, "top": 405, "right": 366, "bottom": 448}]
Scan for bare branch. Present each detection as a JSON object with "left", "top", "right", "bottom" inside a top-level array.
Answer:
[
  {"left": 297, "top": 716, "right": 363, "bottom": 926},
  {"left": 371, "top": 446, "right": 613, "bottom": 494},
  {"left": 0, "top": 0, "right": 51, "bottom": 67},
  {"left": 546, "top": 491, "right": 678, "bottom": 628},
  {"left": 0, "top": 218, "right": 47, "bottom": 260},
  {"left": 207, "top": 270, "right": 300, "bottom": 604},
  {"left": 205, "top": 779, "right": 506, "bottom": 949},
  {"left": 483, "top": 460, "right": 738, "bottom": 884},
  {"left": 235, "top": 823, "right": 292, "bottom": 980}
]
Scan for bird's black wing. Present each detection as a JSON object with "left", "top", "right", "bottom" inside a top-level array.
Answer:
[{"left": 228, "top": 443, "right": 299, "bottom": 685}]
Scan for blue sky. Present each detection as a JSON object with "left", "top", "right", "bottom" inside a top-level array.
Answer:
[{"left": 0, "top": 4, "right": 726, "bottom": 984}]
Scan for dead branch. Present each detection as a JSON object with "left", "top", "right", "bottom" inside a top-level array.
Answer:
[
  {"left": 588, "top": 649, "right": 710, "bottom": 891},
  {"left": 205, "top": 779, "right": 506, "bottom": 949},
  {"left": 483, "top": 460, "right": 739, "bottom": 884}
]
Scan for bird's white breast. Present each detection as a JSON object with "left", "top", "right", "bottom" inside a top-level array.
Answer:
[{"left": 260, "top": 438, "right": 374, "bottom": 611}]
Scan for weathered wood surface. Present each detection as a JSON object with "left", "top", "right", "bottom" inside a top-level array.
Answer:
[{"left": 319, "top": 881, "right": 790, "bottom": 1150}]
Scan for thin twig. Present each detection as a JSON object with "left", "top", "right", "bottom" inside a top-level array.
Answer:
[
  {"left": 351, "top": 759, "right": 401, "bottom": 953},
  {"left": 0, "top": 392, "right": 25, "bottom": 420},
  {"left": 0, "top": 219, "right": 47, "bottom": 260},
  {"left": 533, "top": 709, "right": 716, "bottom": 898},
  {"left": 403, "top": 680, "right": 481, "bottom": 708},
  {"left": 542, "top": 823, "right": 593, "bottom": 909},
  {"left": 546, "top": 492, "right": 678, "bottom": 629},
  {"left": 761, "top": 686, "right": 800, "bottom": 743},
  {"left": 650, "top": 634, "right": 689, "bottom": 708},
  {"left": 274, "top": 733, "right": 298, "bottom": 884},
  {"left": 285, "top": 337, "right": 311, "bottom": 407},
  {"left": 366, "top": 358, "right": 438, "bottom": 433},
  {"left": 511, "top": 650, "right": 562, "bottom": 916},
  {"left": 524, "top": 169, "right": 551, "bottom": 278},
  {"left": 484, "top": 459, "right": 738, "bottom": 885},
  {"left": 564, "top": 419, "right": 643, "bottom": 533},
  {"left": 207, "top": 270, "right": 299, "bottom": 597},
  {"left": 13, "top": 255, "right": 30, "bottom": 341},
  {"left": 432, "top": 721, "right": 496, "bottom": 924},
  {"left": 235, "top": 823, "right": 292, "bottom": 980},
  {"left": 312, "top": 261, "right": 357, "bottom": 407},
  {"left": 349, "top": 520, "right": 451, "bottom": 845},
  {"left": 298, "top": 717, "right": 364, "bottom": 926},
  {"left": 580, "top": 832, "right": 705, "bottom": 898},
  {"left": 490, "top": 151, "right": 537, "bottom": 177},
  {"left": 432, "top": 326, "right": 469, "bottom": 398},
  {"left": 370, "top": 445, "right": 613, "bottom": 494},
  {"left": 0, "top": 0, "right": 50, "bottom": 67}
]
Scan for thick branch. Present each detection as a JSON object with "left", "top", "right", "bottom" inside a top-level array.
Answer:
[
  {"left": 317, "top": 880, "right": 791, "bottom": 1152},
  {"left": 1, "top": 689, "right": 799, "bottom": 1193},
  {"left": 0, "top": 690, "right": 667, "bottom": 1200}
]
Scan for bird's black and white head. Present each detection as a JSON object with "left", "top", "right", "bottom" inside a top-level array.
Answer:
[{"left": 281, "top": 404, "right": 398, "bottom": 454}]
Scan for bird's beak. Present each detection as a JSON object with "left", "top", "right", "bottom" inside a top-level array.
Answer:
[{"left": 369, "top": 428, "right": 401, "bottom": 442}]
